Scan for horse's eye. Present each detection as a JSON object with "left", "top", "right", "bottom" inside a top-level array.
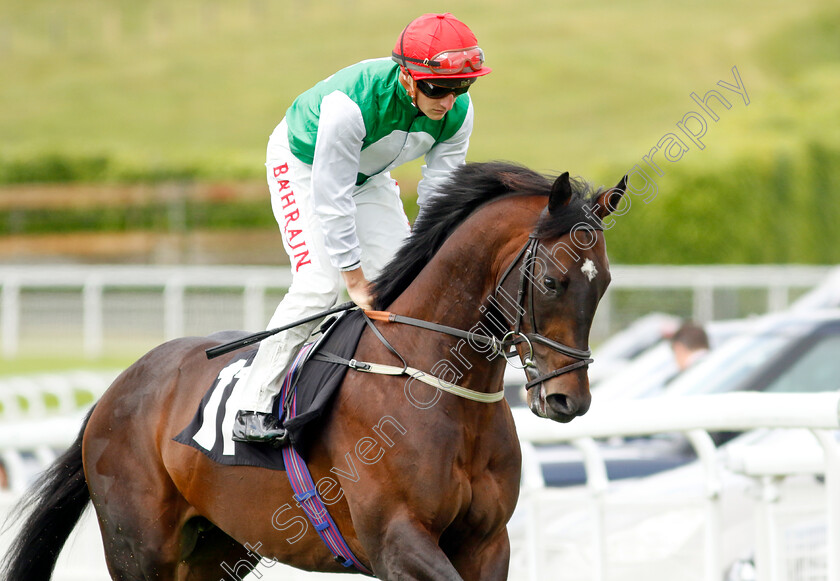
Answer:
[{"left": 543, "top": 277, "right": 557, "bottom": 291}]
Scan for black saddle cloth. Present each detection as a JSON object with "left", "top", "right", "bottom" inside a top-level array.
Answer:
[{"left": 174, "top": 309, "right": 368, "bottom": 471}]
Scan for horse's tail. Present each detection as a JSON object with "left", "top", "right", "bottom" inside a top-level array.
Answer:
[{"left": 1, "top": 405, "right": 96, "bottom": 581}]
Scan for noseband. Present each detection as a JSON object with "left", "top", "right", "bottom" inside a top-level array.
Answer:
[{"left": 495, "top": 235, "right": 595, "bottom": 391}]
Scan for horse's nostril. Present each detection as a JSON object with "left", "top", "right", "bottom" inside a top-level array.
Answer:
[{"left": 545, "top": 393, "right": 572, "bottom": 415}]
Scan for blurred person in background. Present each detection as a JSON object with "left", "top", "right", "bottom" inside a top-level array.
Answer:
[
  {"left": 233, "top": 13, "right": 492, "bottom": 442},
  {"left": 670, "top": 321, "right": 710, "bottom": 372}
]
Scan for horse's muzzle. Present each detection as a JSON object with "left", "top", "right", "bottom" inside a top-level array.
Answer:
[{"left": 528, "top": 381, "right": 591, "bottom": 423}]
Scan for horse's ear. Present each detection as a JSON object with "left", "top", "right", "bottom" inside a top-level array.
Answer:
[
  {"left": 548, "top": 172, "right": 572, "bottom": 214},
  {"left": 595, "top": 175, "right": 628, "bottom": 218}
]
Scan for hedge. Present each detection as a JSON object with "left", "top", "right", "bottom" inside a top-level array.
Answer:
[{"left": 2, "top": 143, "right": 839, "bottom": 265}]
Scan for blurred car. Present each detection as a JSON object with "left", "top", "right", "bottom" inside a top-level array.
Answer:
[
  {"left": 513, "top": 309, "right": 840, "bottom": 487},
  {"left": 503, "top": 364, "right": 529, "bottom": 408},
  {"left": 591, "top": 317, "right": 751, "bottom": 403},
  {"left": 503, "top": 313, "right": 724, "bottom": 407},
  {"left": 663, "top": 309, "right": 840, "bottom": 399},
  {"left": 788, "top": 266, "right": 840, "bottom": 312},
  {"left": 587, "top": 313, "right": 682, "bottom": 385}
]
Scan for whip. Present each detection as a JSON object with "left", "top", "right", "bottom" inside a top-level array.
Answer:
[{"left": 205, "top": 301, "right": 356, "bottom": 359}]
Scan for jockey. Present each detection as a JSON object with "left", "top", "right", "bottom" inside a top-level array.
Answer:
[{"left": 233, "top": 13, "right": 492, "bottom": 443}]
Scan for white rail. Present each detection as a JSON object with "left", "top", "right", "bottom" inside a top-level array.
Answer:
[
  {"left": 0, "top": 370, "right": 117, "bottom": 419},
  {"left": 0, "top": 388, "right": 838, "bottom": 580},
  {"left": 0, "top": 371, "right": 119, "bottom": 492},
  {"left": 0, "top": 265, "right": 293, "bottom": 358},
  {"left": 0, "top": 264, "right": 832, "bottom": 359},
  {"left": 513, "top": 392, "right": 840, "bottom": 581}
]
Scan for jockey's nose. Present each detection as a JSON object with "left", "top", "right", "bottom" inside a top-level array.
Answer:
[{"left": 440, "top": 93, "right": 456, "bottom": 111}]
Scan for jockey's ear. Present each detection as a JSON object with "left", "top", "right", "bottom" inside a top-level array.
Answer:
[
  {"left": 548, "top": 172, "right": 572, "bottom": 214},
  {"left": 595, "top": 175, "right": 628, "bottom": 218}
]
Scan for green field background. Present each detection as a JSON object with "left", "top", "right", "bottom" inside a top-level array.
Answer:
[{"left": 2, "top": 0, "right": 840, "bottom": 263}]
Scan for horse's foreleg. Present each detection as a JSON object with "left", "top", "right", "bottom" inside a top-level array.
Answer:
[{"left": 370, "top": 517, "right": 464, "bottom": 580}]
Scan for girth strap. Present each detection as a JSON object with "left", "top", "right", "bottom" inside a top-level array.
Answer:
[{"left": 279, "top": 344, "right": 373, "bottom": 576}]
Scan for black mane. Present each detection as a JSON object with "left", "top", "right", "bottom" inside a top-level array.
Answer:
[{"left": 370, "top": 161, "right": 599, "bottom": 309}]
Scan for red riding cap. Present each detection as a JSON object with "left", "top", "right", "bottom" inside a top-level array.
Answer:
[{"left": 392, "top": 13, "right": 492, "bottom": 83}]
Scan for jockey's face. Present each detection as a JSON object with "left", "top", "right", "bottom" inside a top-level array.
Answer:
[
  {"left": 414, "top": 87, "right": 457, "bottom": 120},
  {"left": 399, "top": 71, "right": 460, "bottom": 121}
]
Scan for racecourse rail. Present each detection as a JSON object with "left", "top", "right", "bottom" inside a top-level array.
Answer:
[
  {"left": 0, "top": 264, "right": 831, "bottom": 359},
  {"left": 514, "top": 392, "right": 840, "bottom": 581},
  {"left": 0, "top": 382, "right": 837, "bottom": 581}
]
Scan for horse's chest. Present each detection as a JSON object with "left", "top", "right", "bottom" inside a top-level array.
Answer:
[
  {"left": 451, "top": 423, "right": 521, "bottom": 532},
  {"left": 455, "top": 454, "right": 520, "bottom": 535},
  {"left": 470, "top": 480, "right": 513, "bottom": 528}
]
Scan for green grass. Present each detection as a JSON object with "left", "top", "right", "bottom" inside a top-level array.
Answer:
[
  {"left": 1, "top": 0, "right": 838, "bottom": 185},
  {"left": 0, "top": 356, "right": 127, "bottom": 412},
  {"left": 0, "top": 385, "right": 100, "bottom": 414},
  {"left": 0, "top": 355, "right": 133, "bottom": 377}
]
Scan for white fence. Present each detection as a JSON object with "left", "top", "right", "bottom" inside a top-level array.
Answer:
[
  {"left": 0, "top": 381, "right": 837, "bottom": 581},
  {"left": 0, "top": 264, "right": 293, "bottom": 359},
  {"left": 0, "top": 264, "right": 831, "bottom": 360},
  {"left": 0, "top": 370, "right": 118, "bottom": 492},
  {"left": 513, "top": 393, "right": 840, "bottom": 581}
]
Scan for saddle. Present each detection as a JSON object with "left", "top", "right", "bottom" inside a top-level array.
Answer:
[{"left": 173, "top": 309, "right": 368, "bottom": 471}]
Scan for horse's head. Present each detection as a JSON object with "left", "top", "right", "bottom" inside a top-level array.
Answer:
[
  {"left": 505, "top": 172, "right": 626, "bottom": 423},
  {"left": 370, "top": 162, "right": 625, "bottom": 422}
]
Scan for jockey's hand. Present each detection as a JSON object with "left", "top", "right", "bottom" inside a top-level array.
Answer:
[{"left": 341, "top": 267, "right": 374, "bottom": 310}]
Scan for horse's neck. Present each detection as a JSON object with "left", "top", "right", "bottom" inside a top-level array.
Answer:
[{"left": 388, "top": 202, "right": 538, "bottom": 388}]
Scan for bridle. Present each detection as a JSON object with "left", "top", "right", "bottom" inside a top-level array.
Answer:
[
  {"left": 364, "top": 227, "right": 599, "bottom": 395},
  {"left": 494, "top": 233, "right": 596, "bottom": 391}
]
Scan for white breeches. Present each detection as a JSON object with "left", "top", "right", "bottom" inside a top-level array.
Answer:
[{"left": 237, "top": 119, "right": 411, "bottom": 413}]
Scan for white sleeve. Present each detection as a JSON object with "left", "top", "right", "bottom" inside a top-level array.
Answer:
[
  {"left": 310, "top": 91, "right": 367, "bottom": 271},
  {"left": 416, "top": 97, "right": 474, "bottom": 214}
]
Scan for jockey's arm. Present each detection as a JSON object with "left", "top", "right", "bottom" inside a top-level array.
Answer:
[{"left": 310, "top": 91, "right": 367, "bottom": 273}]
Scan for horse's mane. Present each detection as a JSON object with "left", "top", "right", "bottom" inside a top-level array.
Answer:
[{"left": 371, "top": 161, "right": 600, "bottom": 310}]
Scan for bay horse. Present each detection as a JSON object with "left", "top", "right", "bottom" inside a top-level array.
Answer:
[{"left": 3, "top": 162, "right": 625, "bottom": 580}]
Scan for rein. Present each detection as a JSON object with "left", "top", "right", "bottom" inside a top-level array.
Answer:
[
  {"left": 365, "top": 311, "right": 502, "bottom": 352},
  {"left": 208, "top": 227, "right": 597, "bottom": 403}
]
